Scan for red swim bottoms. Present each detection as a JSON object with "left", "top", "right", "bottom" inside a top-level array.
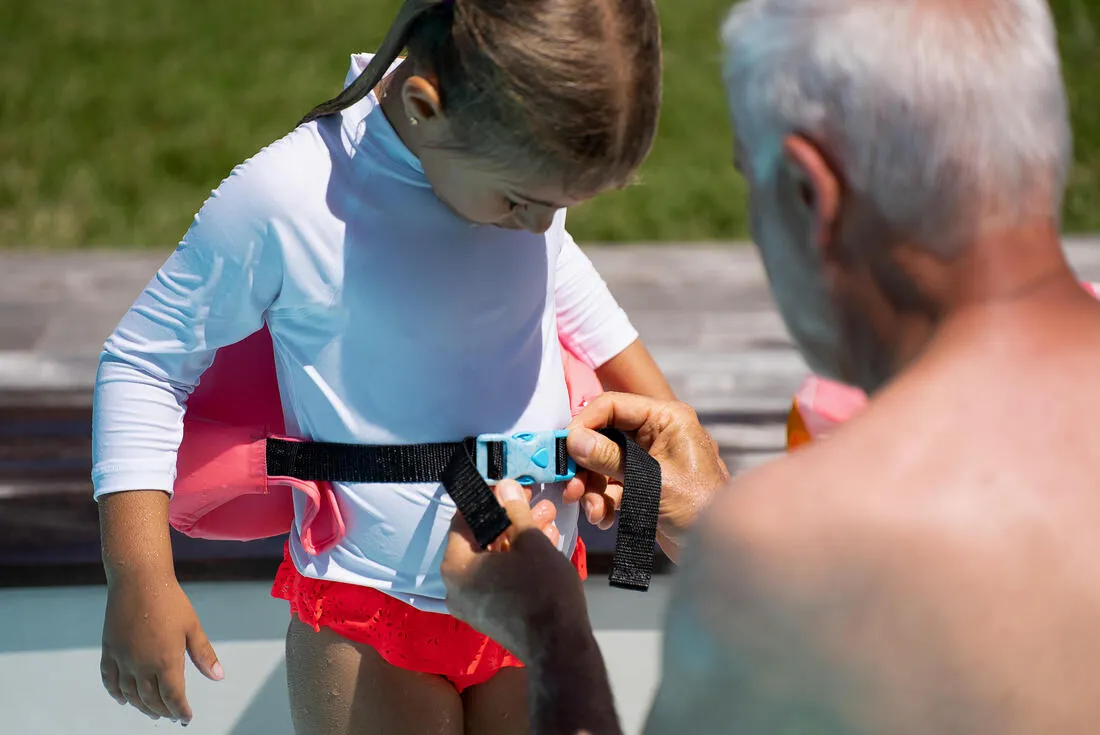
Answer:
[{"left": 272, "top": 536, "right": 588, "bottom": 693}]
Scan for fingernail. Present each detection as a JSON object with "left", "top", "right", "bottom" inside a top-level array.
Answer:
[
  {"left": 584, "top": 496, "right": 600, "bottom": 517},
  {"left": 212, "top": 661, "right": 225, "bottom": 680},
  {"left": 498, "top": 481, "right": 524, "bottom": 503},
  {"left": 572, "top": 429, "right": 597, "bottom": 458}
]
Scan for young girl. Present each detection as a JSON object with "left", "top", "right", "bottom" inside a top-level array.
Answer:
[{"left": 93, "top": 0, "right": 669, "bottom": 732}]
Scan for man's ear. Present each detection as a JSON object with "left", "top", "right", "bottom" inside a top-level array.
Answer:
[
  {"left": 401, "top": 74, "right": 444, "bottom": 128},
  {"left": 781, "top": 135, "right": 841, "bottom": 255}
]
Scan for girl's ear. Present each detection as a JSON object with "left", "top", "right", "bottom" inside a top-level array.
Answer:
[
  {"left": 402, "top": 74, "right": 444, "bottom": 127},
  {"left": 298, "top": 0, "right": 439, "bottom": 126}
]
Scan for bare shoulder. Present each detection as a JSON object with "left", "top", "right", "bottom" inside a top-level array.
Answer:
[
  {"left": 644, "top": 452, "right": 862, "bottom": 734},
  {"left": 679, "top": 432, "right": 913, "bottom": 655},
  {"left": 699, "top": 445, "right": 859, "bottom": 579}
]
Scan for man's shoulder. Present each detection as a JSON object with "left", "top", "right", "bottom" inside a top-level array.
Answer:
[
  {"left": 691, "top": 436, "right": 898, "bottom": 608},
  {"left": 701, "top": 448, "right": 852, "bottom": 553}
]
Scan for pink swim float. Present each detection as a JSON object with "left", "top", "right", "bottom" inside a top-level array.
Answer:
[
  {"left": 169, "top": 327, "right": 603, "bottom": 555},
  {"left": 788, "top": 280, "right": 1100, "bottom": 448}
]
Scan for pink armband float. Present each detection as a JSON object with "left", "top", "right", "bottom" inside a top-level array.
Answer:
[
  {"left": 170, "top": 327, "right": 603, "bottom": 555},
  {"left": 787, "top": 280, "right": 1100, "bottom": 450}
]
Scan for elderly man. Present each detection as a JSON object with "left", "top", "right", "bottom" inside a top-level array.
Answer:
[{"left": 442, "top": 0, "right": 1100, "bottom": 732}]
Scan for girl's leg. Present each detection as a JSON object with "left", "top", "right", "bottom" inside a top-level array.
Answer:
[
  {"left": 462, "top": 667, "right": 531, "bottom": 735},
  {"left": 285, "top": 616, "right": 464, "bottom": 735}
]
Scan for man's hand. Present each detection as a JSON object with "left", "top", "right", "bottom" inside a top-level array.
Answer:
[
  {"left": 442, "top": 481, "right": 588, "bottom": 662},
  {"left": 564, "top": 392, "right": 730, "bottom": 560},
  {"left": 442, "top": 480, "right": 624, "bottom": 735}
]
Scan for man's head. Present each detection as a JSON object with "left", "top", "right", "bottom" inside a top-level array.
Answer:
[{"left": 721, "top": 0, "right": 1071, "bottom": 392}]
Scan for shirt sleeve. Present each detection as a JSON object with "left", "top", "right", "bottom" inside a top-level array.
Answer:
[
  {"left": 555, "top": 229, "right": 639, "bottom": 369},
  {"left": 91, "top": 158, "right": 285, "bottom": 499}
]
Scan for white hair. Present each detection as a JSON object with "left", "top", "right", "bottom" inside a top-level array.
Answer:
[{"left": 721, "top": 0, "right": 1072, "bottom": 254}]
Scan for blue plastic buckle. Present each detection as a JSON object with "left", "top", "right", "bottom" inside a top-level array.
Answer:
[{"left": 475, "top": 430, "right": 576, "bottom": 486}]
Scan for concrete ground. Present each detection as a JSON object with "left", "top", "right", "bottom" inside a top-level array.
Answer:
[
  {"left": 3, "top": 240, "right": 1100, "bottom": 734},
  {"left": 0, "top": 577, "right": 669, "bottom": 735}
]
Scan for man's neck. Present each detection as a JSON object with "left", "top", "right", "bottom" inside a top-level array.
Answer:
[
  {"left": 944, "top": 219, "right": 1071, "bottom": 308},
  {"left": 882, "top": 219, "right": 1075, "bottom": 380}
]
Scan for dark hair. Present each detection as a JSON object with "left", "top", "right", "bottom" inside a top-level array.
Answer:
[{"left": 300, "top": 0, "right": 662, "bottom": 191}]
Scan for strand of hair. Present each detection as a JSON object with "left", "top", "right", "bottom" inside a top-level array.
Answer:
[{"left": 297, "top": 0, "right": 444, "bottom": 127}]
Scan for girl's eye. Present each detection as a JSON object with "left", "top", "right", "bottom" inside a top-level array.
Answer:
[{"left": 506, "top": 199, "right": 521, "bottom": 211}]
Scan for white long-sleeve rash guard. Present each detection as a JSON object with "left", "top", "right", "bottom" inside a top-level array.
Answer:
[{"left": 91, "top": 54, "right": 639, "bottom": 612}]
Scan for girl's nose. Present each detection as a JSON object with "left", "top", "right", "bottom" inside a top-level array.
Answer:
[{"left": 517, "top": 205, "right": 557, "bottom": 234}]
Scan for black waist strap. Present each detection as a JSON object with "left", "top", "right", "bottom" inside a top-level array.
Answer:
[
  {"left": 265, "top": 437, "right": 511, "bottom": 551},
  {"left": 596, "top": 428, "right": 662, "bottom": 592},
  {"left": 266, "top": 438, "right": 464, "bottom": 484},
  {"left": 265, "top": 430, "right": 662, "bottom": 591}
]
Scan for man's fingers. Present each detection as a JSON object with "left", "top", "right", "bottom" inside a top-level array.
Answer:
[
  {"left": 567, "top": 391, "right": 659, "bottom": 434},
  {"left": 444, "top": 510, "right": 481, "bottom": 568},
  {"left": 587, "top": 471, "right": 609, "bottom": 498},
  {"left": 563, "top": 472, "right": 587, "bottom": 504},
  {"left": 580, "top": 472, "right": 609, "bottom": 521},
  {"left": 596, "top": 496, "right": 617, "bottom": 530},
  {"left": 583, "top": 482, "right": 623, "bottom": 529},
  {"left": 598, "top": 483, "right": 623, "bottom": 530},
  {"left": 567, "top": 428, "right": 625, "bottom": 483},
  {"left": 447, "top": 482, "right": 538, "bottom": 559},
  {"left": 495, "top": 481, "right": 539, "bottom": 543}
]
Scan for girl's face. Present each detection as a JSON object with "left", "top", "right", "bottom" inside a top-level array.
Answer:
[
  {"left": 418, "top": 148, "right": 602, "bottom": 233},
  {"left": 382, "top": 65, "right": 613, "bottom": 233}
]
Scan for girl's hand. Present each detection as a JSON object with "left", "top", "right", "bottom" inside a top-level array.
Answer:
[{"left": 100, "top": 573, "right": 223, "bottom": 725}]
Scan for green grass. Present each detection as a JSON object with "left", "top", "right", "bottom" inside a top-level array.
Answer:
[{"left": 0, "top": 0, "right": 1097, "bottom": 248}]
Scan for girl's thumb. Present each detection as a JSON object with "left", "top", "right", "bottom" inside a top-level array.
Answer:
[{"left": 186, "top": 625, "right": 224, "bottom": 682}]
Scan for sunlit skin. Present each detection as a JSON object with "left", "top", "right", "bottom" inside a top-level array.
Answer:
[
  {"left": 378, "top": 59, "right": 613, "bottom": 234},
  {"left": 95, "top": 56, "right": 675, "bottom": 733},
  {"left": 441, "top": 120, "right": 1100, "bottom": 734}
]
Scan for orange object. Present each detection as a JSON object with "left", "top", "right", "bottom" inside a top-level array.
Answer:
[
  {"left": 785, "top": 281, "right": 1100, "bottom": 452},
  {"left": 786, "top": 399, "right": 814, "bottom": 451}
]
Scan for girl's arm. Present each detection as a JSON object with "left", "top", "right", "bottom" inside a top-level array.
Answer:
[
  {"left": 95, "top": 150, "right": 286, "bottom": 722},
  {"left": 555, "top": 229, "right": 675, "bottom": 400},
  {"left": 594, "top": 338, "right": 674, "bottom": 400}
]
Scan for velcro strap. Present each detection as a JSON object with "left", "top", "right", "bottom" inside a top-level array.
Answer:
[
  {"left": 441, "top": 439, "right": 512, "bottom": 550},
  {"left": 597, "top": 428, "right": 662, "bottom": 592},
  {"left": 266, "top": 438, "right": 459, "bottom": 483},
  {"left": 555, "top": 435, "right": 569, "bottom": 476},
  {"left": 265, "top": 437, "right": 508, "bottom": 550},
  {"left": 265, "top": 431, "right": 663, "bottom": 584},
  {"left": 486, "top": 440, "right": 505, "bottom": 481}
]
